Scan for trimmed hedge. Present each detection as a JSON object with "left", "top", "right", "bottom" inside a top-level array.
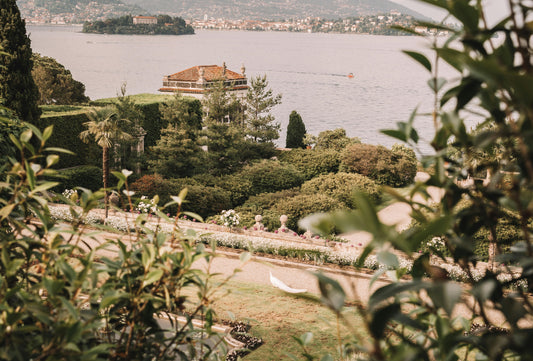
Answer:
[
  {"left": 235, "top": 188, "right": 302, "bottom": 231},
  {"left": 300, "top": 172, "right": 381, "bottom": 208},
  {"left": 130, "top": 174, "right": 231, "bottom": 218},
  {"left": 237, "top": 160, "right": 304, "bottom": 196},
  {"left": 39, "top": 111, "right": 101, "bottom": 168},
  {"left": 234, "top": 192, "right": 345, "bottom": 232},
  {"left": 278, "top": 148, "right": 341, "bottom": 180},
  {"left": 340, "top": 143, "right": 417, "bottom": 187},
  {"left": 272, "top": 193, "right": 346, "bottom": 231},
  {"left": 50, "top": 165, "right": 103, "bottom": 192}
]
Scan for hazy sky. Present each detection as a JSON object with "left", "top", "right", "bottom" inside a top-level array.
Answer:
[{"left": 391, "top": 0, "right": 510, "bottom": 25}]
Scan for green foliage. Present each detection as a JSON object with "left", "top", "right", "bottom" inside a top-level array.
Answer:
[
  {"left": 31, "top": 52, "right": 89, "bottom": 105},
  {"left": 300, "top": 172, "right": 381, "bottom": 208},
  {"left": 39, "top": 110, "right": 101, "bottom": 168},
  {"left": 278, "top": 148, "right": 341, "bottom": 180},
  {"left": 296, "top": 2, "right": 533, "bottom": 360},
  {"left": 237, "top": 160, "right": 304, "bottom": 196},
  {"left": 0, "top": 106, "right": 23, "bottom": 167},
  {"left": 286, "top": 110, "right": 306, "bottom": 149},
  {"left": 202, "top": 80, "right": 244, "bottom": 124},
  {"left": 183, "top": 184, "right": 232, "bottom": 219},
  {"left": 93, "top": 94, "right": 168, "bottom": 149},
  {"left": 340, "top": 143, "right": 416, "bottom": 187},
  {"left": 235, "top": 188, "right": 301, "bottom": 230},
  {"left": 272, "top": 193, "right": 345, "bottom": 231},
  {"left": 148, "top": 124, "right": 205, "bottom": 178},
  {"left": 0, "top": 124, "right": 238, "bottom": 360},
  {"left": 130, "top": 174, "right": 231, "bottom": 218},
  {"left": 0, "top": 0, "right": 41, "bottom": 123},
  {"left": 82, "top": 14, "right": 194, "bottom": 35},
  {"left": 315, "top": 128, "right": 359, "bottom": 151},
  {"left": 50, "top": 165, "right": 103, "bottom": 192},
  {"left": 193, "top": 173, "right": 254, "bottom": 208},
  {"left": 148, "top": 93, "right": 204, "bottom": 177},
  {"left": 244, "top": 74, "right": 282, "bottom": 144}
]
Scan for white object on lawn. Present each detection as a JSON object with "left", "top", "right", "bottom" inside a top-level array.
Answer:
[{"left": 269, "top": 271, "right": 307, "bottom": 293}]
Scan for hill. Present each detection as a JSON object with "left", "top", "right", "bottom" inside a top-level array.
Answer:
[
  {"left": 119, "top": 0, "right": 421, "bottom": 20},
  {"left": 17, "top": 0, "right": 144, "bottom": 22}
]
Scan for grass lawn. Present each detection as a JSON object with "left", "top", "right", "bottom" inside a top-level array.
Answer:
[
  {"left": 198, "top": 279, "right": 364, "bottom": 360},
  {"left": 93, "top": 92, "right": 174, "bottom": 105}
]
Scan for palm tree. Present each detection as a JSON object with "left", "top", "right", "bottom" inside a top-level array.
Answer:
[{"left": 80, "top": 106, "right": 132, "bottom": 218}]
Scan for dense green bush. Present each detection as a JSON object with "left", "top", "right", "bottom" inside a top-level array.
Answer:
[
  {"left": 286, "top": 110, "right": 306, "bottom": 148},
  {"left": 235, "top": 188, "right": 301, "bottom": 230},
  {"left": 182, "top": 185, "right": 232, "bottom": 219},
  {"left": 278, "top": 148, "right": 341, "bottom": 180},
  {"left": 51, "top": 165, "right": 103, "bottom": 192},
  {"left": 192, "top": 173, "right": 253, "bottom": 208},
  {"left": 129, "top": 174, "right": 230, "bottom": 218},
  {"left": 272, "top": 193, "right": 346, "bottom": 231},
  {"left": 301, "top": 172, "right": 381, "bottom": 208},
  {"left": 340, "top": 143, "right": 416, "bottom": 187},
  {"left": 315, "top": 128, "right": 360, "bottom": 151},
  {"left": 237, "top": 160, "right": 304, "bottom": 196},
  {"left": 39, "top": 111, "right": 101, "bottom": 168}
]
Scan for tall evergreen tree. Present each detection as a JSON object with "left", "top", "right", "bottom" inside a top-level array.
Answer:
[
  {"left": 148, "top": 93, "right": 204, "bottom": 177},
  {"left": 0, "top": 0, "right": 41, "bottom": 123},
  {"left": 244, "top": 74, "right": 282, "bottom": 143},
  {"left": 286, "top": 110, "right": 306, "bottom": 148}
]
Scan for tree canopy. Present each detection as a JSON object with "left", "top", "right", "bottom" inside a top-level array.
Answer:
[
  {"left": 32, "top": 53, "right": 89, "bottom": 105},
  {"left": 0, "top": 0, "right": 40, "bottom": 123},
  {"left": 286, "top": 110, "right": 306, "bottom": 148}
]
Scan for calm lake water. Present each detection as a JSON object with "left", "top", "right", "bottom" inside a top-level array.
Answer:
[{"left": 28, "top": 25, "right": 447, "bottom": 153}]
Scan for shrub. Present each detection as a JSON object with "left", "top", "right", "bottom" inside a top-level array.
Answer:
[
  {"left": 286, "top": 110, "right": 306, "bottom": 148},
  {"left": 272, "top": 193, "right": 346, "bottom": 231},
  {"left": 315, "top": 128, "right": 360, "bottom": 151},
  {"left": 39, "top": 111, "right": 101, "bottom": 168},
  {"left": 193, "top": 173, "right": 253, "bottom": 208},
  {"left": 278, "top": 148, "right": 341, "bottom": 180},
  {"left": 182, "top": 185, "right": 232, "bottom": 219},
  {"left": 235, "top": 188, "right": 301, "bottom": 230},
  {"left": 340, "top": 143, "right": 416, "bottom": 187},
  {"left": 50, "top": 165, "right": 102, "bottom": 192},
  {"left": 237, "top": 160, "right": 304, "bottom": 196},
  {"left": 300, "top": 172, "right": 381, "bottom": 208}
]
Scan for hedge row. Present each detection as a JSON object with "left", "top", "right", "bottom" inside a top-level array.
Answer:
[{"left": 39, "top": 112, "right": 101, "bottom": 168}]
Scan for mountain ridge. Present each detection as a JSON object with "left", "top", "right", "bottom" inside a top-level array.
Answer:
[
  {"left": 18, "top": 0, "right": 424, "bottom": 22},
  {"left": 122, "top": 0, "right": 421, "bottom": 19}
]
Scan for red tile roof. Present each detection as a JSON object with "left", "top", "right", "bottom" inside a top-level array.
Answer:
[{"left": 168, "top": 65, "right": 245, "bottom": 82}]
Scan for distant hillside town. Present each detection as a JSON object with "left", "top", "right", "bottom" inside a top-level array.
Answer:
[{"left": 190, "top": 12, "right": 448, "bottom": 36}]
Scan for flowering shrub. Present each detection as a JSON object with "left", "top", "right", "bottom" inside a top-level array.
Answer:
[
  {"left": 136, "top": 196, "right": 158, "bottom": 214},
  {"left": 220, "top": 209, "right": 240, "bottom": 228},
  {"left": 61, "top": 188, "right": 78, "bottom": 203}
]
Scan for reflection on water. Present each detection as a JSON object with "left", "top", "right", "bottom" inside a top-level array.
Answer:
[{"left": 29, "top": 26, "right": 453, "bottom": 154}]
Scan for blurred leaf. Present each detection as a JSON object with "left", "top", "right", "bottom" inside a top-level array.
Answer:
[
  {"left": 316, "top": 273, "right": 345, "bottom": 313},
  {"left": 403, "top": 51, "right": 432, "bottom": 72},
  {"left": 377, "top": 251, "right": 399, "bottom": 268},
  {"left": 143, "top": 269, "right": 164, "bottom": 288},
  {"left": 370, "top": 303, "right": 400, "bottom": 338},
  {"left": 428, "top": 282, "right": 462, "bottom": 316}
]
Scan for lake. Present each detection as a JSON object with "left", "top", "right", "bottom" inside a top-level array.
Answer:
[{"left": 28, "top": 25, "right": 447, "bottom": 153}]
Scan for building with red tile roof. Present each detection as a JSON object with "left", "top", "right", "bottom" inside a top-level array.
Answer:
[{"left": 159, "top": 63, "right": 248, "bottom": 99}]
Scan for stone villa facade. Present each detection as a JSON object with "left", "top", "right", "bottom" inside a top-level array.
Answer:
[
  {"left": 159, "top": 63, "right": 249, "bottom": 99},
  {"left": 133, "top": 16, "right": 157, "bottom": 25}
]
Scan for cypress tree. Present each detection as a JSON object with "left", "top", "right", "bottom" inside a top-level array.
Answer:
[
  {"left": 286, "top": 110, "right": 306, "bottom": 148},
  {"left": 0, "top": 0, "right": 41, "bottom": 123}
]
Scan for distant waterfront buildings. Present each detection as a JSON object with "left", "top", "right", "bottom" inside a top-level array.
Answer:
[
  {"left": 159, "top": 63, "right": 248, "bottom": 99},
  {"left": 132, "top": 16, "right": 158, "bottom": 25}
]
